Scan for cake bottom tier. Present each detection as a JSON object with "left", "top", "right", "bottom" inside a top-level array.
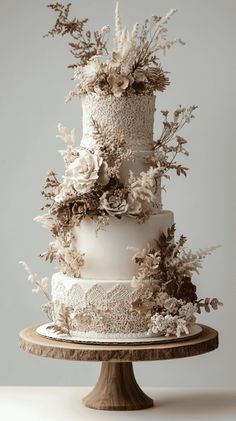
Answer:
[
  {"left": 50, "top": 273, "right": 196, "bottom": 340},
  {"left": 51, "top": 273, "right": 150, "bottom": 339}
]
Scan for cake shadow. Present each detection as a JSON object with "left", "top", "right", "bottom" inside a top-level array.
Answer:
[
  {"left": 152, "top": 389, "right": 236, "bottom": 417},
  {"left": 65, "top": 388, "right": 236, "bottom": 419}
]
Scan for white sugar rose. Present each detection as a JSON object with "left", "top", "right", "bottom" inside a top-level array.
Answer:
[{"left": 66, "top": 149, "right": 103, "bottom": 193}]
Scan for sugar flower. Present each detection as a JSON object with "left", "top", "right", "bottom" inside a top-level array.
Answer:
[
  {"left": 65, "top": 149, "right": 103, "bottom": 193},
  {"left": 107, "top": 72, "right": 130, "bottom": 97},
  {"left": 100, "top": 190, "right": 128, "bottom": 216}
]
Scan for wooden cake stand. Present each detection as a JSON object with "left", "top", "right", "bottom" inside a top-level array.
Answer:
[{"left": 19, "top": 323, "right": 218, "bottom": 411}]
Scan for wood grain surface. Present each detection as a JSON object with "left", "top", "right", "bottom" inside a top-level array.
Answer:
[
  {"left": 18, "top": 324, "right": 219, "bottom": 410},
  {"left": 82, "top": 362, "right": 154, "bottom": 410},
  {"left": 19, "top": 324, "right": 218, "bottom": 362}
]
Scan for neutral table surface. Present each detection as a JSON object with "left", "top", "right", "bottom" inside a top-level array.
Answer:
[{"left": 0, "top": 387, "right": 235, "bottom": 420}]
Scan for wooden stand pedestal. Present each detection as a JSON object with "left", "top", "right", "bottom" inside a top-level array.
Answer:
[
  {"left": 83, "top": 361, "right": 153, "bottom": 410},
  {"left": 19, "top": 324, "right": 218, "bottom": 411}
]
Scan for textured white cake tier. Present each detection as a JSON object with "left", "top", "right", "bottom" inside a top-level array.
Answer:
[
  {"left": 81, "top": 93, "right": 156, "bottom": 151},
  {"left": 80, "top": 93, "right": 158, "bottom": 189},
  {"left": 51, "top": 274, "right": 198, "bottom": 340},
  {"left": 51, "top": 274, "right": 151, "bottom": 337},
  {"left": 73, "top": 210, "right": 174, "bottom": 279}
]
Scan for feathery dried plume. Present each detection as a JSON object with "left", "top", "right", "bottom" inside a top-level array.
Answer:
[
  {"left": 128, "top": 167, "right": 159, "bottom": 205},
  {"left": 19, "top": 261, "right": 50, "bottom": 300},
  {"left": 115, "top": 2, "right": 122, "bottom": 41},
  {"left": 56, "top": 123, "right": 76, "bottom": 146}
]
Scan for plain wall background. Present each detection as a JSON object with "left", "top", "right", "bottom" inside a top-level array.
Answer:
[{"left": 1, "top": 0, "right": 235, "bottom": 387}]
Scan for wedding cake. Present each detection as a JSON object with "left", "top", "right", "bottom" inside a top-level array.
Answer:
[{"left": 20, "top": 3, "right": 222, "bottom": 342}]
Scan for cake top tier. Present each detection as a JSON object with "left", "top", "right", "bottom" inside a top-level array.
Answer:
[{"left": 81, "top": 94, "right": 155, "bottom": 151}]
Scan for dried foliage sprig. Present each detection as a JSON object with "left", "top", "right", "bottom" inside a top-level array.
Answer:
[
  {"left": 92, "top": 119, "right": 133, "bottom": 178},
  {"left": 40, "top": 240, "right": 85, "bottom": 278},
  {"left": 196, "top": 297, "right": 223, "bottom": 314},
  {"left": 19, "top": 261, "right": 51, "bottom": 301},
  {"left": 47, "top": 304, "right": 73, "bottom": 335},
  {"left": 41, "top": 170, "right": 60, "bottom": 207},
  {"left": 134, "top": 9, "right": 185, "bottom": 69},
  {"left": 44, "top": 2, "right": 109, "bottom": 67},
  {"left": 151, "top": 105, "right": 198, "bottom": 179},
  {"left": 130, "top": 224, "right": 221, "bottom": 306},
  {"left": 157, "top": 225, "right": 220, "bottom": 282}
]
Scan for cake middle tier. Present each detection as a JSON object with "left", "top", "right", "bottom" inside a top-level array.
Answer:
[{"left": 73, "top": 210, "right": 174, "bottom": 280}]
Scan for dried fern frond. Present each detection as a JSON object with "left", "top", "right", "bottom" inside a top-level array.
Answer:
[
  {"left": 47, "top": 304, "right": 73, "bottom": 335},
  {"left": 44, "top": 2, "right": 109, "bottom": 66},
  {"left": 92, "top": 119, "right": 133, "bottom": 177}
]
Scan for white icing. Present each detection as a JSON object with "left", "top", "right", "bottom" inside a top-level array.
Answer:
[
  {"left": 73, "top": 211, "right": 174, "bottom": 279},
  {"left": 51, "top": 274, "right": 134, "bottom": 310}
]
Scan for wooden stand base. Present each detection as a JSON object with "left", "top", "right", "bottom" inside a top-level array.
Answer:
[
  {"left": 83, "top": 362, "right": 153, "bottom": 411},
  {"left": 19, "top": 324, "right": 219, "bottom": 411}
]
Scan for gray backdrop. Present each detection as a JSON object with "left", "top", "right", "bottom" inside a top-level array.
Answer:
[{"left": 1, "top": 0, "right": 235, "bottom": 387}]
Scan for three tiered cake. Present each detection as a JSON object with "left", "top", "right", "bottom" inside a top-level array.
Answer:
[{"left": 21, "top": 3, "right": 222, "bottom": 342}]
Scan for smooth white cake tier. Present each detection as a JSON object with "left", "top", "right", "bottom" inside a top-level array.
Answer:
[
  {"left": 73, "top": 210, "right": 174, "bottom": 280},
  {"left": 51, "top": 273, "right": 151, "bottom": 337},
  {"left": 80, "top": 93, "right": 156, "bottom": 152}
]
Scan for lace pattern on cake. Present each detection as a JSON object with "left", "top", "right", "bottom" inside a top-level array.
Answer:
[
  {"left": 81, "top": 94, "right": 156, "bottom": 151},
  {"left": 52, "top": 281, "right": 149, "bottom": 334}
]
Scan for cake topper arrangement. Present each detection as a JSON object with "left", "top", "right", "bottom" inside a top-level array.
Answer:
[
  {"left": 20, "top": 3, "right": 222, "bottom": 340},
  {"left": 44, "top": 3, "right": 184, "bottom": 99}
]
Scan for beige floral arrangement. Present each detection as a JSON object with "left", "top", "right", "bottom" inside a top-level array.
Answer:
[
  {"left": 34, "top": 104, "right": 197, "bottom": 275},
  {"left": 44, "top": 2, "right": 184, "bottom": 100},
  {"left": 129, "top": 224, "right": 222, "bottom": 336}
]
